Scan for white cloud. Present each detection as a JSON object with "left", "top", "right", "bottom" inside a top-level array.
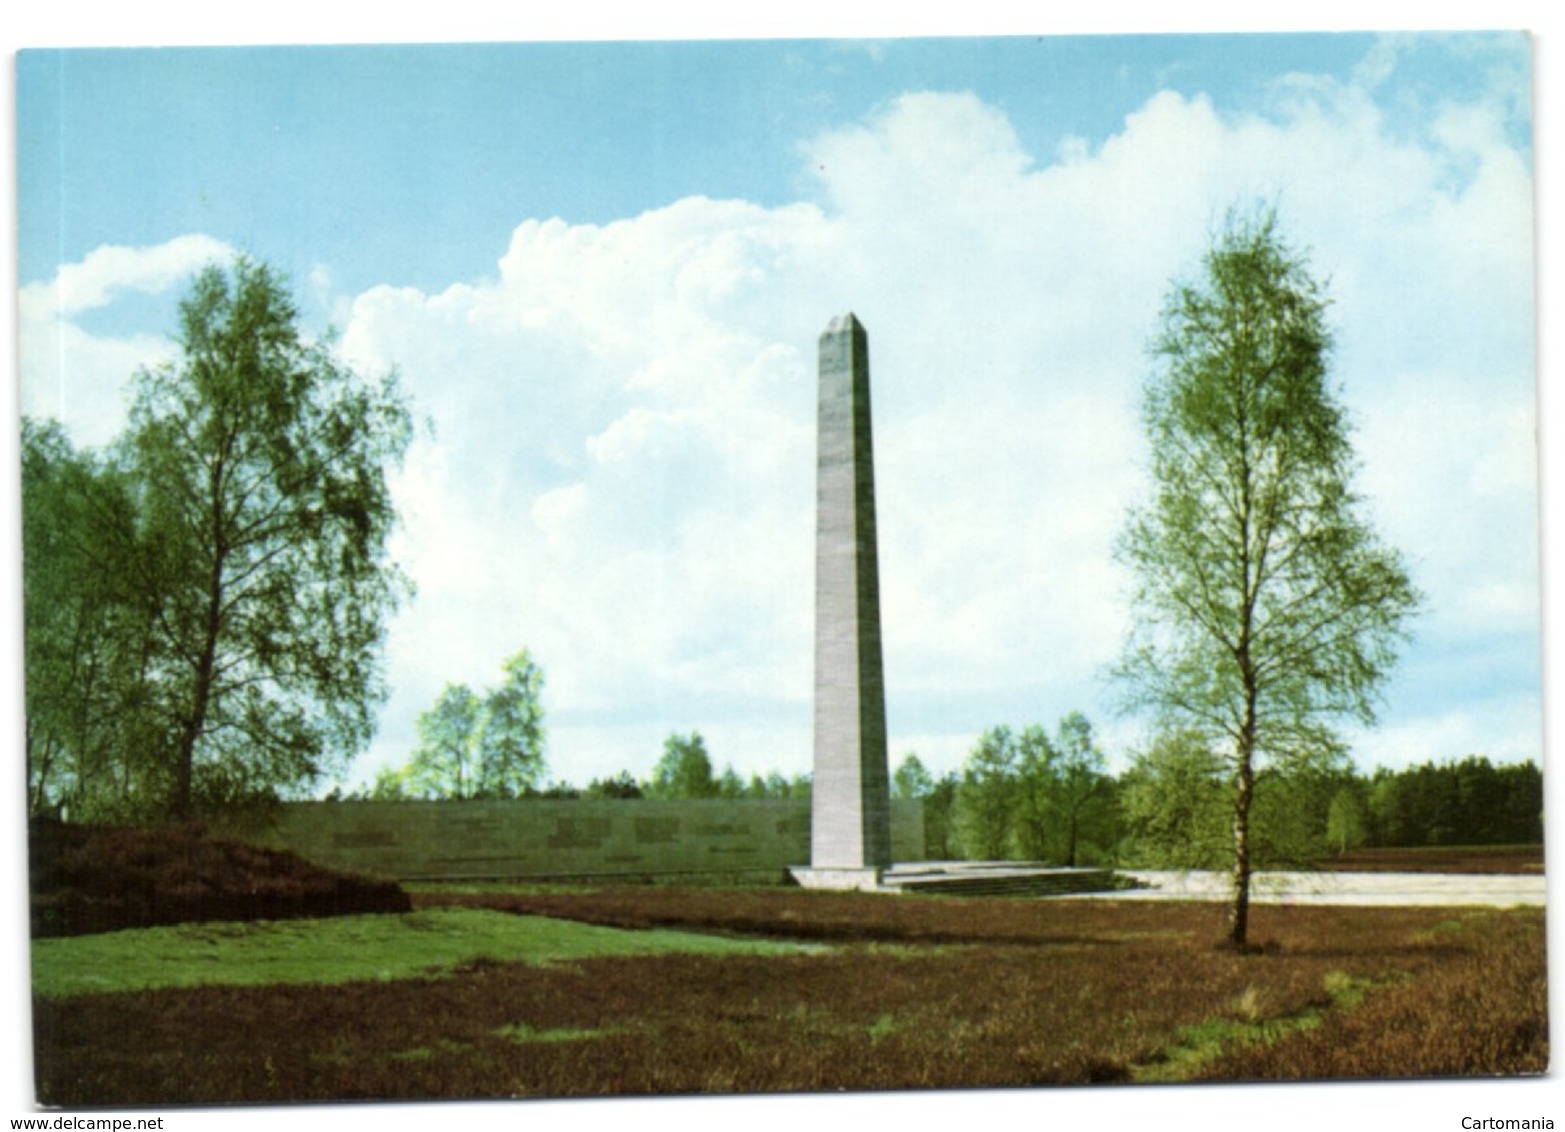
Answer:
[
  {"left": 1347, "top": 694, "right": 1543, "bottom": 772},
  {"left": 18, "top": 235, "right": 236, "bottom": 448},
  {"left": 355, "top": 76, "right": 1530, "bottom": 784},
  {"left": 810, "top": 91, "right": 1033, "bottom": 227},
  {"left": 21, "top": 49, "right": 1538, "bottom": 787},
  {"left": 20, "top": 234, "right": 233, "bottom": 319},
  {"left": 1357, "top": 388, "right": 1538, "bottom": 638},
  {"left": 17, "top": 320, "right": 173, "bottom": 449},
  {"left": 1350, "top": 34, "right": 1412, "bottom": 90}
]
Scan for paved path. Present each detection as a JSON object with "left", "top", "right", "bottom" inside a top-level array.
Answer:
[{"left": 1104, "top": 870, "right": 1545, "bottom": 907}]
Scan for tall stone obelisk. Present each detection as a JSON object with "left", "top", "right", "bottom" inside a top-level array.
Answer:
[{"left": 809, "top": 313, "right": 892, "bottom": 880}]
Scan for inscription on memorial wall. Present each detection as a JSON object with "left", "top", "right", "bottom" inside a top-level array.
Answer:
[
  {"left": 635, "top": 816, "right": 681, "bottom": 844},
  {"left": 547, "top": 816, "right": 612, "bottom": 850}
]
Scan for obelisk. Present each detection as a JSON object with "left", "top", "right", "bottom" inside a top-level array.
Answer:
[{"left": 809, "top": 313, "right": 892, "bottom": 879}]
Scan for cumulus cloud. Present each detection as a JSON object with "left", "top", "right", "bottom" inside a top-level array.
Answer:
[
  {"left": 21, "top": 47, "right": 1537, "bottom": 784},
  {"left": 18, "top": 234, "right": 236, "bottom": 447},
  {"left": 20, "top": 233, "right": 234, "bottom": 319},
  {"left": 356, "top": 76, "right": 1529, "bottom": 782},
  {"left": 1348, "top": 693, "right": 1543, "bottom": 772}
]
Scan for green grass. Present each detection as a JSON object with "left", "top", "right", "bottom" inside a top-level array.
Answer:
[
  {"left": 868, "top": 1013, "right": 899, "bottom": 1043},
  {"left": 493, "top": 1023, "right": 616, "bottom": 1045},
  {"left": 1130, "top": 968, "right": 1392, "bottom": 1082},
  {"left": 30, "top": 907, "right": 811, "bottom": 997},
  {"left": 1134, "top": 1005, "right": 1315, "bottom": 1082}
]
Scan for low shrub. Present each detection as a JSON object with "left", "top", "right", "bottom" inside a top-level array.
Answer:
[{"left": 29, "top": 819, "right": 411, "bottom": 938}]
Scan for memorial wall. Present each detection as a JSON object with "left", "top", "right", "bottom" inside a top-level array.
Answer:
[{"left": 244, "top": 798, "right": 924, "bottom": 881}]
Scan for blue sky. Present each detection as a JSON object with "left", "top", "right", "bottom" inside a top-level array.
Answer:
[
  {"left": 19, "top": 34, "right": 1532, "bottom": 299},
  {"left": 11, "top": 28, "right": 1544, "bottom": 793}
]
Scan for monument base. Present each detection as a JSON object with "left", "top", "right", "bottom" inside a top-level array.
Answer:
[
  {"left": 789, "top": 862, "right": 1128, "bottom": 898},
  {"left": 789, "top": 866, "right": 886, "bottom": 892}
]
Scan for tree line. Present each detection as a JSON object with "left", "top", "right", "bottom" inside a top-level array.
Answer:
[
  {"left": 894, "top": 731, "right": 1541, "bottom": 867},
  {"left": 355, "top": 699, "right": 811, "bottom": 803},
  {"left": 354, "top": 657, "right": 1541, "bottom": 866}
]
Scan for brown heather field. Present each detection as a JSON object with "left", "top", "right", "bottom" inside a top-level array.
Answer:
[
  {"left": 28, "top": 820, "right": 410, "bottom": 938},
  {"left": 1321, "top": 844, "right": 1545, "bottom": 874},
  {"left": 33, "top": 887, "right": 1546, "bottom": 1105}
]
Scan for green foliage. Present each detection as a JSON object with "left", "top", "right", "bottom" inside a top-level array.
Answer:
[
  {"left": 716, "top": 765, "right": 747, "bottom": 799},
  {"left": 1327, "top": 788, "right": 1369, "bottom": 854},
  {"left": 1046, "top": 713, "right": 1114, "bottom": 866},
  {"left": 570, "top": 764, "right": 807, "bottom": 802},
  {"left": 407, "top": 684, "right": 483, "bottom": 798},
  {"left": 128, "top": 260, "right": 412, "bottom": 817},
  {"left": 1119, "top": 729, "right": 1230, "bottom": 869},
  {"left": 584, "top": 771, "right": 643, "bottom": 799},
  {"left": 1115, "top": 210, "right": 1418, "bottom": 943},
  {"left": 920, "top": 772, "right": 960, "bottom": 860},
  {"left": 1009, "top": 726, "right": 1057, "bottom": 859},
  {"left": 953, "top": 715, "right": 1116, "bottom": 864},
  {"left": 1121, "top": 729, "right": 1360, "bottom": 869},
  {"left": 22, "top": 420, "right": 164, "bottom": 821},
  {"left": 955, "top": 727, "right": 1018, "bottom": 859},
  {"left": 529, "top": 781, "right": 583, "bottom": 800},
  {"left": 368, "top": 765, "right": 413, "bottom": 800},
  {"left": 1248, "top": 764, "right": 1347, "bottom": 867},
  {"left": 1118, "top": 747, "right": 1538, "bottom": 865},
  {"left": 475, "top": 650, "right": 547, "bottom": 797},
  {"left": 646, "top": 732, "right": 718, "bottom": 799},
  {"left": 897, "top": 752, "right": 958, "bottom": 861},
  {"left": 1362, "top": 757, "right": 1542, "bottom": 848},
  {"left": 21, "top": 260, "right": 413, "bottom": 821},
  {"left": 400, "top": 651, "right": 548, "bottom": 799},
  {"left": 731, "top": 770, "right": 812, "bottom": 800},
  {"left": 892, "top": 753, "right": 934, "bottom": 800}
]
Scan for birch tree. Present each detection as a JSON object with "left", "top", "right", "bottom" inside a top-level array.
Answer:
[{"left": 1116, "top": 211, "right": 1418, "bottom": 948}]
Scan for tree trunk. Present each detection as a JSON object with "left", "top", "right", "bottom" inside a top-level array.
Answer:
[
  {"left": 173, "top": 650, "right": 214, "bottom": 821},
  {"left": 27, "top": 727, "right": 55, "bottom": 817},
  {"left": 173, "top": 543, "right": 225, "bottom": 821},
  {"left": 1228, "top": 745, "right": 1255, "bottom": 948}
]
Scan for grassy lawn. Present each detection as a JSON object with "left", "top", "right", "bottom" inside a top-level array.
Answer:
[{"left": 30, "top": 906, "right": 810, "bottom": 996}]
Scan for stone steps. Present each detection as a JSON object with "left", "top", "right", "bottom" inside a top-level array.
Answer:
[{"left": 880, "top": 865, "right": 1124, "bottom": 898}]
